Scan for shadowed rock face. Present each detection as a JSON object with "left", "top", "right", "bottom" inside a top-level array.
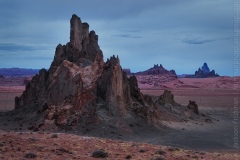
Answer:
[
  {"left": 157, "top": 90, "right": 177, "bottom": 106},
  {"left": 15, "top": 14, "right": 159, "bottom": 128},
  {"left": 187, "top": 100, "right": 199, "bottom": 114}
]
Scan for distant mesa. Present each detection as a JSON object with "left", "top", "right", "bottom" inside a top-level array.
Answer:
[
  {"left": 0, "top": 75, "right": 4, "bottom": 78},
  {"left": 186, "top": 63, "right": 219, "bottom": 78},
  {"left": 0, "top": 68, "right": 40, "bottom": 77},
  {"left": 124, "top": 64, "right": 177, "bottom": 78},
  {"left": 123, "top": 68, "right": 131, "bottom": 75}
]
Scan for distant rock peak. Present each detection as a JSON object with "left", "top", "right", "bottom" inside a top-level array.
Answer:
[
  {"left": 186, "top": 62, "right": 219, "bottom": 78},
  {"left": 201, "top": 62, "right": 210, "bottom": 74},
  {"left": 153, "top": 64, "right": 163, "bottom": 69},
  {"left": 135, "top": 64, "right": 176, "bottom": 78}
]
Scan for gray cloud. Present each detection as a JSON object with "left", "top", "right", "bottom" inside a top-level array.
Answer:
[
  {"left": 121, "top": 30, "right": 141, "bottom": 33},
  {"left": 0, "top": 0, "right": 234, "bottom": 76},
  {"left": 182, "top": 38, "right": 217, "bottom": 45},
  {"left": 0, "top": 43, "right": 51, "bottom": 52},
  {"left": 181, "top": 37, "right": 231, "bottom": 45},
  {"left": 112, "top": 34, "right": 142, "bottom": 39}
]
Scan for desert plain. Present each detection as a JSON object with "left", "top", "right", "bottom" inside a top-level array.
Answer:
[{"left": 0, "top": 76, "right": 239, "bottom": 160}]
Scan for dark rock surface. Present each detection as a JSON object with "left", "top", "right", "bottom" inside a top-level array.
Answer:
[{"left": 187, "top": 100, "right": 199, "bottom": 114}]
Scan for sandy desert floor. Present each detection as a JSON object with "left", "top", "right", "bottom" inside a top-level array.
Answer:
[{"left": 0, "top": 76, "right": 239, "bottom": 159}]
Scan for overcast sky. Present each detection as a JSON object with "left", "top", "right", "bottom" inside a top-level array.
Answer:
[{"left": 0, "top": 0, "right": 238, "bottom": 76}]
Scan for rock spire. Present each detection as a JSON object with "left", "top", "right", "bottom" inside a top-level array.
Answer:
[{"left": 14, "top": 14, "right": 159, "bottom": 130}]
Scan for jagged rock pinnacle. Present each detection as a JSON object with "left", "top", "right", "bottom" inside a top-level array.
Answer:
[
  {"left": 186, "top": 63, "right": 219, "bottom": 78},
  {"left": 14, "top": 14, "right": 160, "bottom": 129},
  {"left": 202, "top": 62, "right": 210, "bottom": 74},
  {"left": 70, "top": 14, "right": 83, "bottom": 51}
]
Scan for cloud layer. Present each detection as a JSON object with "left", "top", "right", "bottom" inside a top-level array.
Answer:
[{"left": 0, "top": 0, "right": 235, "bottom": 76}]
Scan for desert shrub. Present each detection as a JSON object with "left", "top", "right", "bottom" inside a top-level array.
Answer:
[
  {"left": 56, "top": 148, "right": 72, "bottom": 154},
  {"left": 168, "top": 147, "right": 180, "bottom": 151},
  {"left": 125, "top": 154, "right": 132, "bottom": 159},
  {"left": 51, "top": 134, "right": 58, "bottom": 138},
  {"left": 155, "top": 149, "right": 166, "bottom": 155},
  {"left": 92, "top": 150, "right": 108, "bottom": 158},
  {"left": 25, "top": 153, "right": 37, "bottom": 158},
  {"left": 139, "top": 149, "right": 147, "bottom": 153}
]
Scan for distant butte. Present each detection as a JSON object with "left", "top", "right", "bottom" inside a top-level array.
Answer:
[
  {"left": 135, "top": 64, "right": 177, "bottom": 78},
  {"left": 124, "top": 64, "right": 177, "bottom": 78},
  {"left": 186, "top": 63, "right": 219, "bottom": 78}
]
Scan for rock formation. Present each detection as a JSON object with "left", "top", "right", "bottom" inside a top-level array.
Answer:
[
  {"left": 135, "top": 64, "right": 177, "bottom": 78},
  {"left": 201, "top": 63, "right": 210, "bottom": 74},
  {"left": 12, "top": 15, "right": 205, "bottom": 133},
  {"left": 123, "top": 68, "right": 131, "bottom": 75},
  {"left": 186, "top": 63, "right": 219, "bottom": 78},
  {"left": 187, "top": 100, "right": 199, "bottom": 114},
  {"left": 157, "top": 90, "right": 177, "bottom": 106},
  {"left": 153, "top": 90, "right": 200, "bottom": 121},
  {"left": 14, "top": 14, "right": 159, "bottom": 130}
]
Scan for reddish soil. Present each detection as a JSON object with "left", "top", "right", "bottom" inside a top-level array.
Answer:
[
  {"left": 141, "top": 77, "right": 240, "bottom": 109},
  {"left": 0, "top": 76, "right": 239, "bottom": 159},
  {"left": 0, "top": 131, "right": 239, "bottom": 160}
]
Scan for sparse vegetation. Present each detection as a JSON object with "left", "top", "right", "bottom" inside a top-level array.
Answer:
[
  {"left": 154, "top": 157, "right": 165, "bottom": 160},
  {"left": 0, "top": 131, "right": 238, "bottom": 159},
  {"left": 56, "top": 147, "right": 72, "bottom": 154},
  {"left": 92, "top": 150, "right": 108, "bottom": 158},
  {"left": 24, "top": 152, "right": 37, "bottom": 158},
  {"left": 139, "top": 149, "right": 147, "bottom": 153},
  {"left": 168, "top": 147, "right": 180, "bottom": 152},
  {"left": 125, "top": 154, "right": 132, "bottom": 159},
  {"left": 51, "top": 134, "right": 58, "bottom": 138},
  {"left": 155, "top": 149, "right": 166, "bottom": 155}
]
